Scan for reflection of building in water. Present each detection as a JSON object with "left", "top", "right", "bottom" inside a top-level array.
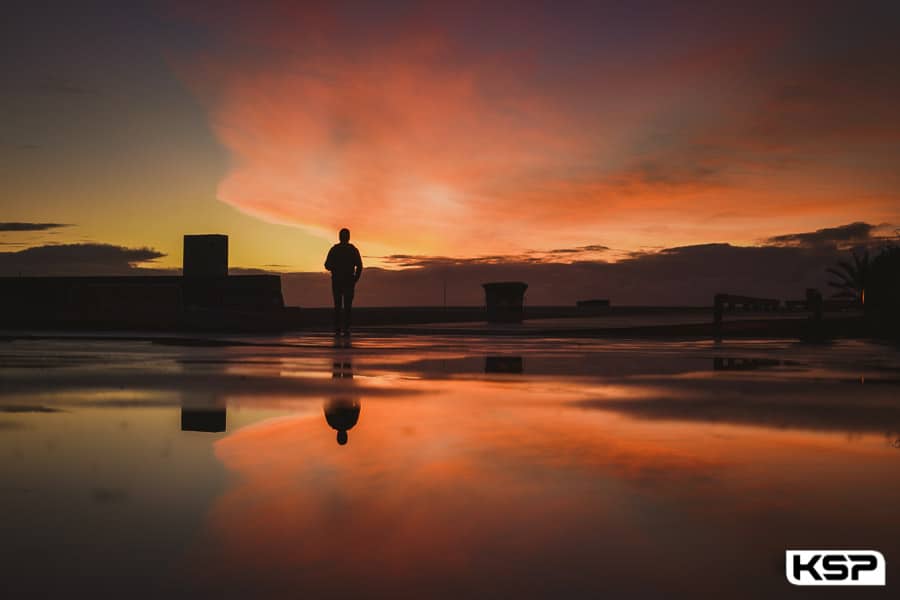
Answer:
[
  {"left": 482, "top": 281, "right": 528, "bottom": 323},
  {"left": 484, "top": 356, "right": 523, "bottom": 374},
  {"left": 713, "top": 357, "right": 782, "bottom": 371},
  {"left": 180, "top": 358, "right": 227, "bottom": 433},
  {"left": 181, "top": 407, "right": 226, "bottom": 432}
]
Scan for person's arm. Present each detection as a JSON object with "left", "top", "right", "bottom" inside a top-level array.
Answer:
[
  {"left": 354, "top": 247, "right": 363, "bottom": 282},
  {"left": 324, "top": 247, "right": 334, "bottom": 272}
]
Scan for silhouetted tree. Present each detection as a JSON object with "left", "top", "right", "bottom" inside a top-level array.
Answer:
[
  {"left": 826, "top": 250, "right": 869, "bottom": 304},
  {"left": 864, "top": 245, "right": 900, "bottom": 336}
]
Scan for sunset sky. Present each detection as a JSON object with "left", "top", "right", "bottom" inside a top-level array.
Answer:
[{"left": 2, "top": 1, "right": 899, "bottom": 304}]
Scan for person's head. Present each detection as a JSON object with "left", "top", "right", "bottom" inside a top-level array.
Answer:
[
  {"left": 337, "top": 430, "right": 348, "bottom": 445},
  {"left": 339, "top": 228, "right": 350, "bottom": 243}
]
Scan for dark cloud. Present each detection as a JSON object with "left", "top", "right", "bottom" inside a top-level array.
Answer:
[
  {"left": 31, "top": 77, "right": 97, "bottom": 96},
  {"left": 228, "top": 267, "right": 273, "bottom": 275},
  {"left": 0, "top": 222, "right": 70, "bottom": 232},
  {"left": 0, "top": 405, "right": 63, "bottom": 413},
  {"left": 766, "top": 222, "right": 877, "bottom": 248},
  {"left": 283, "top": 244, "right": 832, "bottom": 307},
  {"left": 381, "top": 254, "right": 528, "bottom": 268},
  {"left": 380, "top": 245, "right": 610, "bottom": 268},
  {"left": 740, "top": 8, "right": 900, "bottom": 150},
  {"left": 1, "top": 224, "right": 890, "bottom": 307},
  {"left": 609, "top": 153, "right": 729, "bottom": 194},
  {"left": 596, "top": 5, "right": 900, "bottom": 199},
  {"left": 1, "top": 75, "right": 99, "bottom": 98},
  {"left": 546, "top": 245, "right": 610, "bottom": 255},
  {"left": 282, "top": 222, "right": 897, "bottom": 307},
  {"left": 0, "top": 243, "right": 167, "bottom": 276}
]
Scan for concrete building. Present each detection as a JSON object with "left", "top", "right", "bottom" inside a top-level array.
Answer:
[{"left": 0, "top": 234, "right": 286, "bottom": 331}]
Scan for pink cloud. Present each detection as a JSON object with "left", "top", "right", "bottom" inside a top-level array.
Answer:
[{"left": 174, "top": 1, "right": 900, "bottom": 256}]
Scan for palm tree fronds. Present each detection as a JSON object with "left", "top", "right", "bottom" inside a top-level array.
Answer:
[{"left": 824, "top": 250, "right": 870, "bottom": 302}]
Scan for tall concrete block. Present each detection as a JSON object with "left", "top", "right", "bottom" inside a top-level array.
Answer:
[{"left": 184, "top": 234, "right": 228, "bottom": 278}]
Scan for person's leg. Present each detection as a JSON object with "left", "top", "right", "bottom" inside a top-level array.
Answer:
[
  {"left": 332, "top": 281, "right": 342, "bottom": 334},
  {"left": 344, "top": 286, "right": 355, "bottom": 333}
]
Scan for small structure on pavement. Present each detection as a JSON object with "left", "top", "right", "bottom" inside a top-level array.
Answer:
[{"left": 482, "top": 281, "right": 528, "bottom": 323}]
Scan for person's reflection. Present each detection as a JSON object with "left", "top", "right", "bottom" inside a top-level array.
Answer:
[
  {"left": 332, "top": 359, "right": 353, "bottom": 379},
  {"left": 325, "top": 359, "right": 360, "bottom": 445},
  {"left": 325, "top": 398, "right": 360, "bottom": 445}
]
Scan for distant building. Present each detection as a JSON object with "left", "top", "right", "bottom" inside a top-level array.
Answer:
[{"left": 576, "top": 299, "right": 610, "bottom": 313}]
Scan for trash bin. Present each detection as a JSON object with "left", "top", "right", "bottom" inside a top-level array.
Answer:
[
  {"left": 482, "top": 281, "right": 528, "bottom": 323},
  {"left": 484, "top": 356, "right": 524, "bottom": 373}
]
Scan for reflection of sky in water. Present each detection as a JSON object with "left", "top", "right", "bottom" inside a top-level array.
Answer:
[{"left": 1, "top": 336, "right": 899, "bottom": 598}]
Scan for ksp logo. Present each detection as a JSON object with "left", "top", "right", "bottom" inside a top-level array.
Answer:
[{"left": 786, "top": 550, "right": 885, "bottom": 586}]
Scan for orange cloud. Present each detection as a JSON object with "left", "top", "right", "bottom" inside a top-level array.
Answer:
[{"left": 175, "top": 1, "right": 900, "bottom": 257}]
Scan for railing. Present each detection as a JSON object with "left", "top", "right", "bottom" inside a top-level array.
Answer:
[{"left": 713, "top": 290, "right": 824, "bottom": 339}]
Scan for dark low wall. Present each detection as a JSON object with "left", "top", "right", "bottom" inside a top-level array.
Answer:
[
  {"left": 182, "top": 275, "right": 284, "bottom": 311},
  {"left": 0, "top": 275, "right": 284, "bottom": 330}
]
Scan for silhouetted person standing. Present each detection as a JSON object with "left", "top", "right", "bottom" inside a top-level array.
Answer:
[{"left": 325, "top": 228, "right": 362, "bottom": 335}]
